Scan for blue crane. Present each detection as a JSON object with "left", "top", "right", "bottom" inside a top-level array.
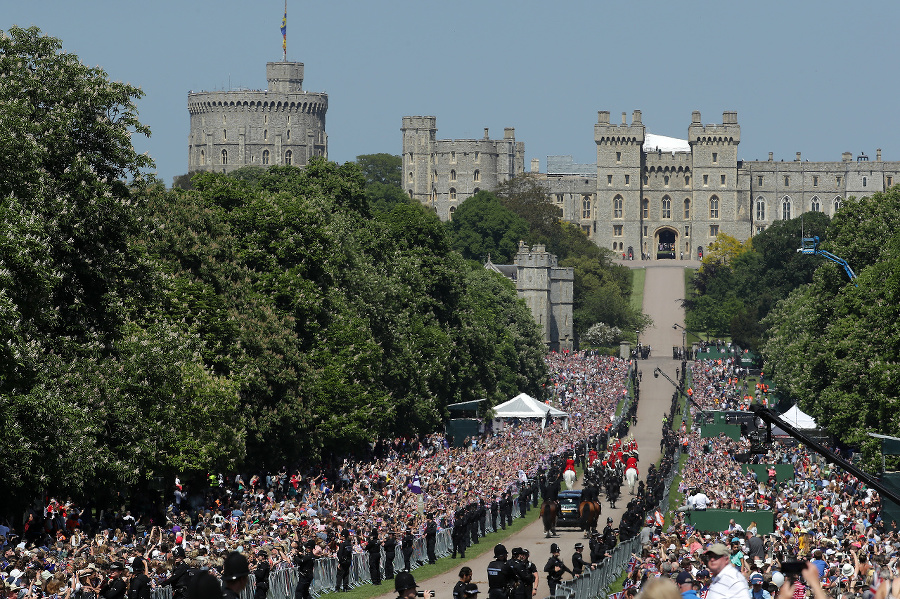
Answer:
[{"left": 797, "top": 236, "right": 858, "bottom": 285}]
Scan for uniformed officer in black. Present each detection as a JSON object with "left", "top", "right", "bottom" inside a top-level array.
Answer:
[
  {"left": 335, "top": 530, "right": 352, "bottom": 591},
  {"left": 401, "top": 527, "right": 415, "bottom": 571},
  {"left": 383, "top": 530, "right": 397, "bottom": 580},
  {"left": 159, "top": 548, "right": 190, "bottom": 599},
  {"left": 490, "top": 497, "right": 499, "bottom": 531},
  {"left": 394, "top": 571, "right": 433, "bottom": 599},
  {"left": 451, "top": 510, "right": 467, "bottom": 559},
  {"left": 424, "top": 514, "right": 437, "bottom": 564},
  {"left": 521, "top": 549, "right": 538, "bottom": 598},
  {"left": 454, "top": 567, "right": 473, "bottom": 599},
  {"left": 367, "top": 529, "right": 382, "bottom": 585},
  {"left": 222, "top": 552, "right": 251, "bottom": 599},
  {"left": 253, "top": 549, "right": 270, "bottom": 599},
  {"left": 571, "top": 543, "right": 592, "bottom": 577},
  {"left": 292, "top": 540, "right": 317, "bottom": 599},
  {"left": 602, "top": 518, "right": 616, "bottom": 554},
  {"left": 509, "top": 549, "right": 533, "bottom": 599},
  {"left": 542, "top": 543, "right": 572, "bottom": 598},
  {"left": 477, "top": 500, "right": 487, "bottom": 537},
  {"left": 588, "top": 532, "right": 604, "bottom": 565},
  {"left": 486, "top": 544, "right": 515, "bottom": 599},
  {"left": 100, "top": 562, "right": 127, "bottom": 599}
]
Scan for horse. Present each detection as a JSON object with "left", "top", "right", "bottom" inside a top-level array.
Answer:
[
  {"left": 540, "top": 500, "right": 559, "bottom": 538},
  {"left": 625, "top": 467, "right": 638, "bottom": 495},
  {"left": 563, "top": 468, "right": 577, "bottom": 490},
  {"left": 578, "top": 500, "right": 602, "bottom": 537}
]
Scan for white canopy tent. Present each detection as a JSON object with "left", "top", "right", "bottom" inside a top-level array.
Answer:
[
  {"left": 492, "top": 392, "right": 568, "bottom": 430},
  {"left": 779, "top": 405, "right": 818, "bottom": 429}
]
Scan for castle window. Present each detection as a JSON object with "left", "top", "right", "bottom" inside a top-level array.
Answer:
[
  {"left": 264, "top": 114, "right": 268, "bottom": 125},
  {"left": 449, "top": 206, "right": 456, "bottom": 221},
  {"left": 408, "top": 171, "right": 413, "bottom": 184},
  {"left": 758, "top": 175, "right": 764, "bottom": 186},
  {"left": 473, "top": 169, "right": 480, "bottom": 182},
  {"left": 449, "top": 187, "right": 457, "bottom": 201},
  {"left": 263, "top": 150, "right": 270, "bottom": 165},
  {"left": 836, "top": 175, "right": 843, "bottom": 185},
  {"left": 685, "top": 175, "right": 690, "bottom": 186},
  {"left": 684, "top": 225, "right": 690, "bottom": 237},
  {"left": 556, "top": 194, "right": 564, "bottom": 205},
  {"left": 712, "top": 152, "right": 718, "bottom": 163},
  {"left": 582, "top": 197, "right": 592, "bottom": 219},
  {"left": 613, "top": 225, "right": 623, "bottom": 237},
  {"left": 863, "top": 176, "right": 867, "bottom": 187},
  {"left": 756, "top": 197, "right": 766, "bottom": 221},
  {"left": 264, "top": 129, "right": 268, "bottom": 141},
  {"left": 223, "top": 129, "right": 227, "bottom": 141},
  {"left": 709, "top": 196, "right": 719, "bottom": 219},
  {"left": 710, "top": 225, "right": 719, "bottom": 237},
  {"left": 643, "top": 226, "right": 648, "bottom": 237},
  {"left": 834, "top": 197, "right": 842, "bottom": 213},
  {"left": 782, "top": 196, "right": 792, "bottom": 220},
  {"left": 703, "top": 174, "right": 708, "bottom": 186},
  {"left": 582, "top": 225, "right": 590, "bottom": 236},
  {"left": 608, "top": 175, "right": 613, "bottom": 186},
  {"left": 287, "top": 115, "right": 290, "bottom": 125},
  {"left": 450, "top": 151, "right": 456, "bottom": 163},
  {"left": 287, "top": 129, "right": 290, "bottom": 140},
  {"left": 285, "top": 150, "right": 292, "bottom": 165},
  {"left": 756, "top": 225, "right": 767, "bottom": 234},
  {"left": 664, "top": 176, "right": 669, "bottom": 186},
  {"left": 813, "top": 175, "right": 818, "bottom": 187},
  {"left": 661, "top": 196, "right": 671, "bottom": 219},
  {"left": 613, "top": 195, "right": 623, "bottom": 218},
  {"left": 784, "top": 175, "right": 790, "bottom": 186},
  {"left": 450, "top": 169, "right": 456, "bottom": 182},
  {"left": 642, "top": 199, "right": 649, "bottom": 219},
  {"left": 888, "top": 176, "right": 893, "bottom": 187},
  {"left": 200, "top": 149, "right": 205, "bottom": 165},
  {"left": 221, "top": 149, "right": 228, "bottom": 165},
  {"left": 474, "top": 151, "right": 480, "bottom": 162},
  {"left": 810, "top": 196, "right": 820, "bottom": 212},
  {"left": 684, "top": 198, "right": 690, "bottom": 219},
  {"left": 473, "top": 188, "right": 479, "bottom": 194},
  {"left": 644, "top": 175, "right": 649, "bottom": 185},
  {"left": 720, "top": 174, "right": 726, "bottom": 186},
  {"left": 625, "top": 174, "right": 630, "bottom": 185},
  {"left": 616, "top": 152, "right": 621, "bottom": 163}
]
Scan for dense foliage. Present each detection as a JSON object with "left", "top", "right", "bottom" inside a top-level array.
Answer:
[
  {"left": 762, "top": 188, "right": 900, "bottom": 468},
  {"left": 0, "top": 29, "right": 547, "bottom": 511}
]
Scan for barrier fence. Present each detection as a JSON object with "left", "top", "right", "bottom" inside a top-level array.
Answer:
[{"left": 151, "top": 503, "right": 525, "bottom": 599}]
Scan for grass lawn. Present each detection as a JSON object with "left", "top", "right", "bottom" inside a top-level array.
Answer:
[{"left": 630, "top": 268, "right": 646, "bottom": 313}]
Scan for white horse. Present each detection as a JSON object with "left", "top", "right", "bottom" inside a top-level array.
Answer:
[
  {"left": 563, "top": 469, "right": 577, "bottom": 490},
  {"left": 625, "top": 467, "right": 638, "bottom": 495}
]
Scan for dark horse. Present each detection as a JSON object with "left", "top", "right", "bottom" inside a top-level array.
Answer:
[
  {"left": 578, "top": 500, "right": 601, "bottom": 537},
  {"left": 540, "top": 500, "right": 559, "bottom": 538}
]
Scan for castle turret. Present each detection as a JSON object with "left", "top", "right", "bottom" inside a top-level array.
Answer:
[
  {"left": 595, "top": 110, "right": 645, "bottom": 254},
  {"left": 401, "top": 116, "right": 437, "bottom": 205}
]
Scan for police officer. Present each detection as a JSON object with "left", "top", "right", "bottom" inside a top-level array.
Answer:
[
  {"left": 383, "top": 530, "right": 397, "bottom": 580},
  {"left": 293, "top": 540, "right": 317, "bottom": 599},
  {"left": 543, "top": 543, "right": 572, "bottom": 598},
  {"left": 159, "top": 548, "right": 190, "bottom": 599},
  {"left": 588, "top": 532, "right": 604, "bottom": 565},
  {"left": 451, "top": 511, "right": 467, "bottom": 559},
  {"left": 394, "top": 571, "right": 433, "bottom": 599},
  {"left": 335, "top": 530, "right": 352, "bottom": 592},
  {"left": 253, "top": 549, "right": 270, "bottom": 599},
  {"left": 425, "top": 514, "right": 437, "bottom": 564},
  {"left": 571, "top": 543, "right": 591, "bottom": 577},
  {"left": 509, "top": 549, "right": 533, "bottom": 599},
  {"left": 454, "top": 567, "right": 473, "bottom": 599},
  {"left": 221, "top": 552, "right": 251, "bottom": 599},
  {"left": 367, "top": 529, "right": 382, "bottom": 585},
  {"left": 487, "top": 544, "right": 515, "bottom": 599},
  {"left": 521, "top": 549, "right": 538, "bottom": 598},
  {"left": 401, "top": 527, "right": 415, "bottom": 572},
  {"left": 490, "top": 497, "right": 500, "bottom": 531},
  {"left": 99, "top": 562, "right": 127, "bottom": 599}
]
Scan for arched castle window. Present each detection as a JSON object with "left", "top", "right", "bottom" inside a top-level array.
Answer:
[
  {"left": 810, "top": 196, "right": 820, "bottom": 212},
  {"left": 431, "top": 189, "right": 437, "bottom": 203},
  {"left": 756, "top": 197, "right": 766, "bottom": 221},
  {"left": 473, "top": 169, "right": 480, "bottom": 182},
  {"left": 223, "top": 129, "right": 227, "bottom": 141},
  {"left": 664, "top": 175, "right": 670, "bottom": 186},
  {"left": 450, "top": 170, "right": 457, "bottom": 182},
  {"left": 709, "top": 196, "right": 719, "bottom": 219},
  {"left": 287, "top": 129, "right": 291, "bottom": 140},
  {"left": 613, "top": 195, "right": 623, "bottom": 218},
  {"left": 264, "top": 129, "right": 268, "bottom": 141},
  {"left": 285, "top": 150, "right": 292, "bottom": 165},
  {"left": 449, "top": 206, "right": 456, "bottom": 221},
  {"left": 684, "top": 198, "right": 691, "bottom": 219},
  {"left": 408, "top": 171, "right": 413, "bottom": 184},
  {"left": 661, "top": 196, "right": 671, "bottom": 219},
  {"left": 223, "top": 114, "right": 226, "bottom": 124},
  {"left": 449, "top": 188, "right": 457, "bottom": 201},
  {"left": 782, "top": 196, "right": 792, "bottom": 221},
  {"left": 834, "top": 197, "right": 842, "bottom": 213},
  {"left": 263, "top": 150, "right": 270, "bottom": 165},
  {"left": 200, "top": 149, "right": 205, "bottom": 166},
  {"left": 642, "top": 199, "right": 649, "bottom": 219},
  {"left": 473, "top": 188, "right": 480, "bottom": 194},
  {"left": 582, "top": 197, "right": 592, "bottom": 219}
]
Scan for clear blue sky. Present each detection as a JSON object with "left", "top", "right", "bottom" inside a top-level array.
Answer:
[{"left": 7, "top": 0, "right": 900, "bottom": 186}]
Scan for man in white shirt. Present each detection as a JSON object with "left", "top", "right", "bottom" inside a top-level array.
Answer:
[
  {"left": 703, "top": 543, "right": 749, "bottom": 599},
  {"left": 692, "top": 491, "right": 709, "bottom": 510}
]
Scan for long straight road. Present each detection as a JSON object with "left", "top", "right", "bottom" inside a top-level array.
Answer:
[{"left": 369, "top": 264, "right": 688, "bottom": 599}]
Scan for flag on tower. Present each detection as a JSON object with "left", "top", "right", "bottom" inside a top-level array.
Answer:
[{"left": 281, "top": 5, "right": 287, "bottom": 58}]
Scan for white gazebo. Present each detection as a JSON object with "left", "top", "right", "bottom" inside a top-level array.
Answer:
[
  {"left": 778, "top": 405, "right": 818, "bottom": 429},
  {"left": 491, "top": 392, "right": 568, "bottom": 430}
]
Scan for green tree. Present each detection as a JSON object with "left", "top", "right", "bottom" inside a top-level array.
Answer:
[{"left": 446, "top": 191, "right": 529, "bottom": 262}]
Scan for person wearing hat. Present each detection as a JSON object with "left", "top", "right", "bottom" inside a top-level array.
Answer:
[
  {"left": 572, "top": 543, "right": 591, "bottom": 577},
  {"left": 127, "top": 557, "right": 151, "bottom": 599},
  {"left": 252, "top": 549, "right": 271, "bottom": 599},
  {"left": 99, "top": 563, "right": 127, "bottom": 599},
  {"left": 676, "top": 571, "right": 700, "bottom": 599},
  {"left": 159, "top": 547, "right": 191, "bottom": 599},
  {"left": 516, "top": 548, "right": 538, "bottom": 599},
  {"left": 486, "top": 544, "right": 515, "bottom": 599},
  {"left": 292, "top": 539, "right": 318, "bottom": 599},
  {"left": 367, "top": 529, "right": 382, "bottom": 585},
  {"left": 543, "top": 543, "right": 572, "bottom": 598},
  {"left": 748, "top": 573, "right": 771, "bottom": 599},
  {"left": 425, "top": 514, "right": 437, "bottom": 565},
  {"left": 221, "top": 552, "right": 251, "bottom": 599},
  {"left": 401, "top": 527, "right": 415, "bottom": 572},
  {"left": 394, "top": 571, "right": 433, "bottom": 599},
  {"left": 335, "top": 530, "right": 353, "bottom": 592},
  {"left": 702, "top": 543, "right": 748, "bottom": 599}
]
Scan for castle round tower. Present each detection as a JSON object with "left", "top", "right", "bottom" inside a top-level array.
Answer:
[{"left": 188, "top": 62, "right": 327, "bottom": 174}]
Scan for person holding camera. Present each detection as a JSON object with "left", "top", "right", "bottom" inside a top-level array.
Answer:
[{"left": 394, "top": 571, "right": 433, "bottom": 599}]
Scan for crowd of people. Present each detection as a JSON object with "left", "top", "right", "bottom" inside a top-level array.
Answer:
[{"left": 0, "top": 352, "right": 634, "bottom": 599}]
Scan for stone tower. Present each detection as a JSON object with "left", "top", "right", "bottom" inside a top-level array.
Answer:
[
  {"left": 187, "top": 62, "right": 327, "bottom": 174},
  {"left": 513, "top": 242, "right": 574, "bottom": 351},
  {"left": 401, "top": 116, "right": 437, "bottom": 204},
  {"left": 688, "top": 111, "right": 743, "bottom": 243},
  {"left": 595, "top": 111, "right": 645, "bottom": 255}
]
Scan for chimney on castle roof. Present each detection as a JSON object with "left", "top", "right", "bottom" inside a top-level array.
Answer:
[
  {"left": 504, "top": 127, "right": 515, "bottom": 139},
  {"left": 621, "top": 112, "right": 627, "bottom": 125},
  {"left": 796, "top": 152, "right": 801, "bottom": 162},
  {"left": 632, "top": 110, "right": 642, "bottom": 125},
  {"left": 598, "top": 111, "right": 610, "bottom": 124},
  {"left": 842, "top": 152, "right": 852, "bottom": 162},
  {"left": 692, "top": 111, "right": 701, "bottom": 124},
  {"left": 877, "top": 148, "right": 882, "bottom": 161},
  {"left": 768, "top": 152, "right": 774, "bottom": 161},
  {"left": 531, "top": 158, "right": 540, "bottom": 173},
  {"left": 484, "top": 127, "right": 489, "bottom": 140}
]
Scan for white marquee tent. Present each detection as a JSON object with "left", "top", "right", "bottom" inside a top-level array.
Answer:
[
  {"left": 779, "top": 405, "right": 818, "bottom": 429},
  {"left": 492, "top": 392, "right": 568, "bottom": 430}
]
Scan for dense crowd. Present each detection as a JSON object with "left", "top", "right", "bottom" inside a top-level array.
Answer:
[{"left": 0, "top": 353, "right": 633, "bottom": 599}]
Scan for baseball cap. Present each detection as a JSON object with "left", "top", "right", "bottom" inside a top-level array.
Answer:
[
  {"left": 705, "top": 543, "right": 730, "bottom": 557},
  {"left": 676, "top": 571, "right": 694, "bottom": 585},
  {"left": 750, "top": 574, "right": 764, "bottom": 585}
]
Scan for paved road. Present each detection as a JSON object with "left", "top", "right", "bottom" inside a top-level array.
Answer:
[{"left": 370, "top": 265, "right": 687, "bottom": 599}]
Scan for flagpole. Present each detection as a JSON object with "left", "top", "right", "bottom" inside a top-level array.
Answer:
[{"left": 282, "top": 0, "right": 287, "bottom": 62}]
